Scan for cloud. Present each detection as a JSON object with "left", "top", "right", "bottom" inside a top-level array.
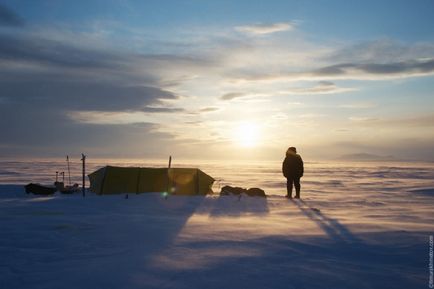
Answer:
[
  {"left": 1, "top": 18, "right": 434, "bottom": 159},
  {"left": 235, "top": 22, "right": 294, "bottom": 35},
  {"left": 199, "top": 107, "right": 220, "bottom": 113},
  {"left": 280, "top": 81, "right": 357, "bottom": 95},
  {"left": 312, "top": 58, "right": 434, "bottom": 79},
  {"left": 220, "top": 92, "right": 246, "bottom": 100},
  {"left": 299, "top": 113, "right": 326, "bottom": 119},
  {"left": 349, "top": 115, "right": 434, "bottom": 127},
  {"left": 287, "top": 102, "right": 303, "bottom": 106},
  {"left": 339, "top": 102, "right": 376, "bottom": 109},
  {"left": 231, "top": 58, "right": 434, "bottom": 82},
  {"left": 0, "top": 33, "right": 215, "bottom": 87},
  {"left": 349, "top": 117, "right": 380, "bottom": 123},
  {"left": 184, "top": 121, "right": 203, "bottom": 125},
  {"left": 327, "top": 39, "right": 434, "bottom": 64},
  {"left": 141, "top": 106, "right": 185, "bottom": 113},
  {"left": 66, "top": 105, "right": 184, "bottom": 126},
  {"left": 0, "top": 32, "right": 182, "bottom": 113},
  {"left": 0, "top": 28, "right": 189, "bottom": 156},
  {"left": 0, "top": 34, "right": 120, "bottom": 69},
  {"left": 1, "top": 79, "right": 177, "bottom": 111},
  {"left": 0, "top": 104, "right": 176, "bottom": 157},
  {"left": 0, "top": 4, "right": 23, "bottom": 27},
  {"left": 223, "top": 39, "right": 434, "bottom": 83},
  {"left": 271, "top": 113, "right": 288, "bottom": 120},
  {"left": 67, "top": 111, "right": 147, "bottom": 125},
  {"left": 219, "top": 92, "right": 271, "bottom": 103}
]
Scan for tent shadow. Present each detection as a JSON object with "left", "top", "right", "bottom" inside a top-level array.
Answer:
[
  {"left": 0, "top": 188, "right": 208, "bottom": 289},
  {"left": 208, "top": 195, "right": 269, "bottom": 217},
  {"left": 100, "top": 194, "right": 208, "bottom": 261}
]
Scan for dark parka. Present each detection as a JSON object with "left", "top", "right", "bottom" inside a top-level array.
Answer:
[{"left": 282, "top": 152, "right": 304, "bottom": 179}]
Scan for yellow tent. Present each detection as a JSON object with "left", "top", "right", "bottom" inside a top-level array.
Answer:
[{"left": 88, "top": 166, "right": 215, "bottom": 195}]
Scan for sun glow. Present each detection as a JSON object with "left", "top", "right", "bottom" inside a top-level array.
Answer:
[{"left": 233, "top": 122, "right": 261, "bottom": 147}]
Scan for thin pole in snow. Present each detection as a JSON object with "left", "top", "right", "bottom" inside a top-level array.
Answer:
[
  {"left": 166, "top": 155, "right": 172, "bottom": 199},
  {"left": 66, "top": 155, "right": 71, "bottom": 186},
  {"left": 196, "top": 169, "right": 199, "bottom": 195},
  {"left": 81, "top": 153, "right": 86, "bottom": 197}
]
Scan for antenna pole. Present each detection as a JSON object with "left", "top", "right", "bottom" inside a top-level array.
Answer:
[
  {"left": 66, "top": 155, "right": 71, "bottom": 186},
  {"left": 166, "top": 155, "right": 172, "bottom": 199},
  {"left": 81, "top": 153, "right": 86, "bottom": 197}
]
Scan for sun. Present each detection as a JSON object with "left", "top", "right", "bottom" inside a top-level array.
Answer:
[{"left": 233, "top": 122, "right": 261, "bottom": 147}]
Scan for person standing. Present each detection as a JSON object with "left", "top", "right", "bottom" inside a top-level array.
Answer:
[{"left": 282, "top": 147, "right": 304, "bottom": 198}]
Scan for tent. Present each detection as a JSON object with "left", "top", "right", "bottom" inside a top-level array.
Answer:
[{"left": 88, "top": 166, "right": 215, "bottom": 195}]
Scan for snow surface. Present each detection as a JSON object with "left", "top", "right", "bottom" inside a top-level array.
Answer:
[{"left": 0, "top": 161, "right": 433, "bottom": 289}]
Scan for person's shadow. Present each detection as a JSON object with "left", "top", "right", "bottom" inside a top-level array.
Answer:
[{"left": 292, "top": 199, "right": 360, "bottom": 243}]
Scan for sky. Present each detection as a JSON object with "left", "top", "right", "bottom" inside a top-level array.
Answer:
[{"left": 0, "top": 0, "right": 434, "bottom": 161}]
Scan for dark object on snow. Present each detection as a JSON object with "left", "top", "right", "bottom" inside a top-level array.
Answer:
[
  {"left": 62, "top": 184, "right": 80, "bottom": 194},
  {"left": 282, "top": 146, "right": 304, "bottom": 198},
  {"left": 24, "top": 183, "right": 56, "bottom": 195},
  {"left": 54, "top": 181, "right": 80, "bottom": 194},
  {"left": 220, "top": 185, "right": 266, "bottom": 197},
  {"left": 54, "top": 181, "right": 64, "bottom": 191},
  {"left": 246, "top": 188, "right": 266, "bottom": 197},
  {"left": 282, "top": 147, "right": 304, "bottom": 178},
  {"left": 88, "top": 166, "right": 214, "bottom": 195},
  {"left": 220, "top": 186, "right": 245, "bottom": 195}
]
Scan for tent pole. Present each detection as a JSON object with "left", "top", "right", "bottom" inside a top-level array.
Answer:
[
  {"left": 166, "top": 155, "right": 172, "bottom": 199},
  {"left": 196, "top": 169, "right": 199, "bottom": 195},
  {"left": 66, "top": 155, "right": 71, "bottom": 186},
  {"left": 81, "top": 153, "right": 86, "bottom": 197}
]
